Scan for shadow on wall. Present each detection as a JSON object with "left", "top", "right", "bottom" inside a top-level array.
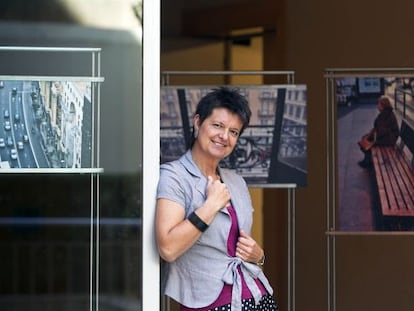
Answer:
[
  {"left": 0, "top": 3, "right": 144, "bottom": 309},
  {"left": 0, "top": 23, "right": 142, "bottom": 173},
  {"left": 0, "top": 0, "right": 77, "bottom": 23}
]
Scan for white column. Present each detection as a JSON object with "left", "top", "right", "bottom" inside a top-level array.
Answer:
[{"left": 143, "top": 0, "right": 161, "bottom": 310}]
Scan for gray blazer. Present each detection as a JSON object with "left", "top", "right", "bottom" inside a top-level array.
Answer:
[{"left": 157, "top": 150, "right": 273, "bottom": 310}]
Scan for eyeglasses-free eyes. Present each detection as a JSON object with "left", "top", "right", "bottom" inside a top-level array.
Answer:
[{"left": 210, "top": 122, "right": 240, "bottom": 138}]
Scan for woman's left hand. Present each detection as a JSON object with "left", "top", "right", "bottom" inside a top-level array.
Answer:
[{"left": 236, "top": 230, "right": 264, "bottom": 264}]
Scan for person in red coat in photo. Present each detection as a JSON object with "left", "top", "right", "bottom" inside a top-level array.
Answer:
[{"left": 358, "top": 95, "right": 400, "bottom": 168}]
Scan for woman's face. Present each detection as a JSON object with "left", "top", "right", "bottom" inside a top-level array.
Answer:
[{"left": 193, "top": 107, "right": 243, "bottom": 161}]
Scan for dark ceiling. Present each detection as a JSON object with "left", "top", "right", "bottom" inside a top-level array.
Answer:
[
  {"left": 0, "top": 0, "right": 276, "bottom": 52},
  {"left": 161, "top": 0, "right": 277, "bottom": 51}
]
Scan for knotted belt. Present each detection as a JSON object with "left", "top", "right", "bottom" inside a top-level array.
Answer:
[{"left": 221, "top": 257, "right": 265, "bottom": 311}]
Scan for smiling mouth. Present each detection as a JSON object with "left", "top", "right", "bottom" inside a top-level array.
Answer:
[{"left": 212, "top": 140, "right": 227, "bottom": 148}]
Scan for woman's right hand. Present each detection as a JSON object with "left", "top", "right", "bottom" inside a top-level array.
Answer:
[
  {"left": 156, "top": 176, "right": 230, "bottom": 262},
  {"left": 205, "top": 175, "right": 231, "bottom": 213}
]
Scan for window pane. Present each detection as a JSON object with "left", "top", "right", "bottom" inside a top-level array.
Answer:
[{"left": 0, "top": 14, "right": 143, "bottom": 311}]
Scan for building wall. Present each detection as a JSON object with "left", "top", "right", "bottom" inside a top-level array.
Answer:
[
  {"left": 162, "top": 1, "right": 414, "bottom": 311},
  {"left": 264, "top": 1, "right": 414, "bottom": 311}
]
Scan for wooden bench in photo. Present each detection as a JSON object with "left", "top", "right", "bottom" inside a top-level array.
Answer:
[{"left": 371, "top": 120, "right": 414, "bottom": 218}]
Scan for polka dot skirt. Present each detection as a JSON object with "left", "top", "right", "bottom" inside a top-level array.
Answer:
[{"left": 207, "top": 294, "right": 278, "bottom": 311}]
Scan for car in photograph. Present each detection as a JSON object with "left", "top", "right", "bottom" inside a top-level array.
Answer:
[
  {"left": 23, "top": 134, "right": 29, "bottom": 143},
  {"left": 6, "top": 136, "right": 13, "bottom": 147},
  {"left": 0, "top": 81, "right": 4, "bottom": 88},
  {"left": 17, "top": 141, "right": 24, "bottom": 150},
  {"left": 4, "top": 120, "right": 11, "bottom": 131},
  {"left": 12, "top": 87, "right": 17, "bottom": 95},
  {"left": 0, "top": 138, "right": 5, "bottom": 148},
  {"left": 3, "top": 109, "right": 9, "bottom": 119},
  {"left": 10, "top": 148, "right": 17, "bottom": 160},
  {"left": 14, "top": 113, "right": 20, "bottom": 122}
]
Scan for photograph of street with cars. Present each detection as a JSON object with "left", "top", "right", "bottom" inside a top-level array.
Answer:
[
  {"left": 0, "top": 79, "right": 92, "bottom": 169},
  {"left": 160, "top": 85, "right": 308, "bottom": 187}
]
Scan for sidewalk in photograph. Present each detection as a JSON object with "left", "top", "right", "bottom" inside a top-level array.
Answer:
[
  {"left": 337, "top": 102, "right": 379, "bottom": 231},
  {"left": 337, "top": 100, "right": 408, "bottom": 232}
]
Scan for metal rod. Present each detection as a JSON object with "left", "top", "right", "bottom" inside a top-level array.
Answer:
[
  {"left": 0, "top": 217, "right": 142, "bottom": 226},
  {"left": 324, "top": 67, "right": 414, "bottom": 79},
  {"left": 0, "top": 168, "right": 104, "bottom": 174},
  {"left": 326, "top": 231, "right": 414, "bottom": 236},
  {"left": 326, "top": 75, "right": 332, "bottom": 311},
  {"left": 291, "top": 188, "right": 296, "bottom": 311},
  {"left": 0, "top": 75, "right": 104, "bottom": 82},
  {"left": 287, "top": 186, "right": 297, "bottom": 311},
  {"left": 248, "top": 183, "right": 297, "bottom": 189},
  {"left": 162, "top": 70, "right": 295, "bottom": 76},
  {"left": 0, "top": 46, "right": 101, "bottom": 52},
  {"left": 326, "top": 72, "right": 337, "bottom": 311},
  {"left": 94, "top": 49, "right": 102, "bottom": 311},
  {"left": 89, "top": 175, "right": 95, "bottom": 311},
  {"left": 325, "top": 72, "right": 414, "bottom": 78},
  {"left": 288, "top": 191, "right": 291, "bottom": 311},
  {"left": 95, "top": 174, "right": 100, "bottom": 311}
]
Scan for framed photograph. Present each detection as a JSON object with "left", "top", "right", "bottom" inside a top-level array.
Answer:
[
  {"left": 160, "top": 85, "right": 308, "bottom": 187},
  {"left": 334, "top": 75, "right": 414, "bottom": 231},
  {"left": 0, "top": 78, "right": 95, "bottom": 169}
]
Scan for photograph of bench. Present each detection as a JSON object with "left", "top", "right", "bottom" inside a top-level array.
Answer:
[{"left": 371, "top": 119, "right": 414, "bottom": 218}]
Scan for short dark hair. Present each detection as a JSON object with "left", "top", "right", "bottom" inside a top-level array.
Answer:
[{"left": 191, "top": 87, "right": 251, "bottom": 146}]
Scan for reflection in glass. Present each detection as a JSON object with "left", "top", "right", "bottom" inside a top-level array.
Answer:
[{"left": 0, "top": 0, "right": 143, "bottom": 309}]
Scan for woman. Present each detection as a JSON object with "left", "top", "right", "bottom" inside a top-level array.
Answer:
[
  {"left": 358, "top": 95, "right": 399, "bottom": 168},
  {"left": 156, "top": 87, "right": 278, "bottom": 311}
]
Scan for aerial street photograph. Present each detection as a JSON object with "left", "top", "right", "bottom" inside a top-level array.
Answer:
[{"left": 0, "top": 79, "right": 92, "bottom": 169}]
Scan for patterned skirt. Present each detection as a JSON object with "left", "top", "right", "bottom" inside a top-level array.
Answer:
[{"left": 206, "top": 294, "right": 278, "bottom": 311}]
